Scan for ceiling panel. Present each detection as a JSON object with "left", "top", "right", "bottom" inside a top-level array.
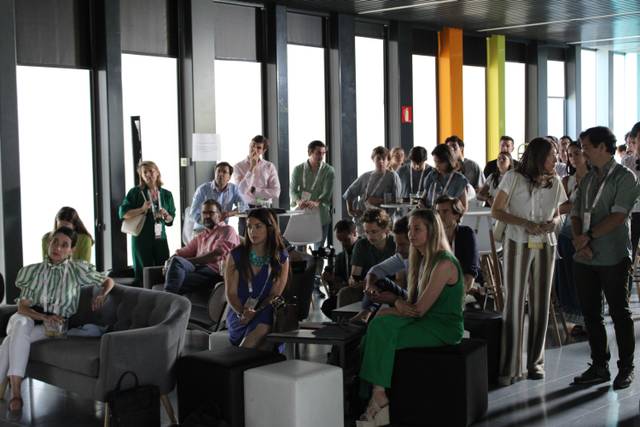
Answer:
[{"left": 267, "top": 0, "right": 640, "bottom": 52}]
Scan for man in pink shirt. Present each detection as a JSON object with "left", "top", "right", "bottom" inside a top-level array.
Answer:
[
  {"left": 233, "top": 135, "right": 281, "bottom": 206},
  {"left": 163, "top": 199, "right": 240, "bottom": 294}
]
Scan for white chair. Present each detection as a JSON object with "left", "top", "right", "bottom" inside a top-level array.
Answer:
[
  {"left": 244, "top": 360, "right": 344, "bottom": 427},
  {"left": 283, "top": 210, "right": 323, "bottom": 246},
  {"left": 182, "top": 205, "right": 195, "bottom": 245}
]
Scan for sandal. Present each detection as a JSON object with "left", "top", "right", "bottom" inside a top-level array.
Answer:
[
  {"left": 356, "top": 398, "right": 390, "bottom": 427},
  {"left": 8, "top": 396, "right": 22, "bottom": 414}
]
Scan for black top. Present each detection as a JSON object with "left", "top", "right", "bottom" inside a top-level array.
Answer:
[{"left": 454, "top": 225, "right": 480, "bottom": 279}]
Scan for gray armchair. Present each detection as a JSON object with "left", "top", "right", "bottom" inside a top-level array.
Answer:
[{"left": 0, "top": 284, "right": 190, "bottom": 423}]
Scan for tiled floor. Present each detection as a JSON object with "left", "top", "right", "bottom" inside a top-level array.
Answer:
[{"left": 2, "top": 294, "right": 640, "bottom": 426}]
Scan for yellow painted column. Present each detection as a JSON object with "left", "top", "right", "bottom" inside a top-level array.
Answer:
[
  {"left": 486, "top": 35, "right": 506, "bottom": 161},
  {"left": 437, "top": 27, "right": 464, "bottom": 143}
]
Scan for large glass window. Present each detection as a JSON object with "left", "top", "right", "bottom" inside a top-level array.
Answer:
[
  {"left": 355, "top": 36, "right": 385, "bottom": 175},
  {"left": 412, "top": 55, "right": 437, "bottom": 151},
  {"left": 625, "top": 53, "right": 638, "bottom": 134},
  {"left": 581, "top": 49, "right": 597, "bottom": 131},
  {"left": 462, "top": 65, "right": 487, "bottom": 166},
  {"left": 122, "top": 54, "right": 181, "bottom": 260},
  {"left": 214, "top": 60, "right": 263, "bottom": 168},
  {"left": 613, "top": 53, "right": 626, "bottom": 141},
  {"left": 16, "top": 66, "right": 95, "bottom": 265},
  {"left": 547, "top": 60, "right": 565, "bottom": 138},
  {"left": 505, "top": 61, "right": 526, "bottom": 153},
  {"left": 287, "top": 44, "right": 326, "bottom": 172}
]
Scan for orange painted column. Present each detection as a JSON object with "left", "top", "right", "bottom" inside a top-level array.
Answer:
[{"left": 437, "top": 27, "right": 464, "bottom": 144}]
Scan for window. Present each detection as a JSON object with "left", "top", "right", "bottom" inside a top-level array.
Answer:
[
  {"left": 355, "top": 36, "right": 385, "bottom": 175},
  {"left": 547, "top": 60, "right": 565, "bottom": 138},
  {"left": 214, "top": 60, "right": 263, "bottom": 168},
  {"left": 122, "top": 54, "right": 181, "bottom": 261},
  {"left": 412, "top": 54, "right": 437, "bottom": 151},
  {"left": 580, "top": 49, "right": 597, "bottom": 131},
  {"left": 505, "top": 61, "right": 526, "bottom": 153},
  {"left": 613, "top": 53, "right": 626, "bottom": 141},
  {"left": 625, "top": 54, "right": 638, "bottom": 135},
  {"left": 287, "top": 44, "right": 326, "bottom": 172},
  {"left": 462, "top": 65, "right": 487, "bottom": 166},
  {"left": 16, "top": 66, "right": 95, "bottom": 265}
]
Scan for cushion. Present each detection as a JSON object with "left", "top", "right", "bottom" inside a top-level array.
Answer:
[{"left": 29, "top": 337, "right": 101, "bottom": 377}]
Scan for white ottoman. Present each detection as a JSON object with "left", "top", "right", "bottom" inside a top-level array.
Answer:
[{"left": 244, "top": 360, "right": 344, "bottom": 427}]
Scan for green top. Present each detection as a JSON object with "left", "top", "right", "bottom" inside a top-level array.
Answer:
[
  {"left": 15, "top": 258, "right": 106, "bottom": 318},
  {"left": 571, "top": 157, "right": 640, "bottom": 266},
  {"left": 416, "top": 250, "right": 465, "bottom": 343},
  {"left": 290, "top": 161, "right": 335, "bottom": 225},
  {"left": 118, "top": 186, "right": 176, "bottom": 240},
  {"left": 350, "top": 235, "right": 396, "bottom": 279},
  {"left": 42, "top": 232, "right": 93, "bottom": 263}
]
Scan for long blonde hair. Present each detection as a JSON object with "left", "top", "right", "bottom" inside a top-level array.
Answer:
[{"left": 407, "top": 209, "right": 451, "bottom": 303}]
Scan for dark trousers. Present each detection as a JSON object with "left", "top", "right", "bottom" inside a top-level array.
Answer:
[
  {"left": 555, "top": 234, "right": 582, "bottom": 319},
  {"left": 574, "top": 258, "right": 635, "bottom": 368},
  {"left": 164, "top": 256, "right": 223, "bottom": 295},
  {"left": 629, "top": 213, "right": 640, "bottom": 293}
]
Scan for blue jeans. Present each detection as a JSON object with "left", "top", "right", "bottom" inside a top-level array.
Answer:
[
  {"left": 362, "top": 278, "right": 408, "bottom": 312},
  {"left": 164, "top": 256, "right": 222, "bottom": 294}
]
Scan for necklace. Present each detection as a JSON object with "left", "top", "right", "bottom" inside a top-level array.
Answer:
[{"left": 249, "top": 250, "right": 271, "bottom": 267}]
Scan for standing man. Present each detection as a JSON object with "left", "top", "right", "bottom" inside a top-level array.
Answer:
[
  {"left": 164, "top": 200, "right": 240, "bottom": 294},
  {"left": 190, "top": 162, "right": 247, "bottom": 231},
  {"left": 290, "top": 140, "right": 335, "bottom": 247},
  {"left": 484, "top": 136, "right": 516, "bottom": 178},
  {"left": 445, "top": 135, "right": 484, "bottom": 191},
  {"left": 233, "top": 135, "right": 281, "bottom": 207},
  {"left": 570, "top": 126, "right": 640, "bottom": 389}
]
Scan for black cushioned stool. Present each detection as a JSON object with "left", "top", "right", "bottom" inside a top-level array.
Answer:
[
  {"left": 464, "top": 310, "right": 502, "bottom": 384},
  {"left": 177, "top": 347, "right": 285, "bottom": 426},
  {"left": 389, "top": 338, "right": 487, "bottom": 427}
]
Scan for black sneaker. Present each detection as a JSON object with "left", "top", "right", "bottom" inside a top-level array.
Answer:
[
  {"left": 572, "top": 363, "right": 611, "bottom": 385},
  {"left": 613, "top": 366, "right": 634, "bottom": 390}
]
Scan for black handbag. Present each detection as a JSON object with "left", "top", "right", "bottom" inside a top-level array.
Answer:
[
  {"left": 105, "top": 371, "right": 160, "bottom": 427},
  {"left": 271, "top": 296, "right": 299, "bottom": 333}
]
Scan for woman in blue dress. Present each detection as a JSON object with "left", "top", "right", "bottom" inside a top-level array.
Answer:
[{"left": 225, "top": 208, "right": 289, "bottom": 348}]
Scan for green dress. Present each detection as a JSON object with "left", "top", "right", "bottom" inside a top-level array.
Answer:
[
  {"left": 359, "top": 251, "right": 464, "bottom": 388},
  {"left": 118, "top": 186, "right": 175, "bottom": 284},
  {"left": 42, "top": 232, "right": 93, "bottom": 263}
]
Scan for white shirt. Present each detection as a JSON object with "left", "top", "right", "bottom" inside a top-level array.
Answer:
[{"left": 498, "top": 170, "right": 568, "bottom": 245}]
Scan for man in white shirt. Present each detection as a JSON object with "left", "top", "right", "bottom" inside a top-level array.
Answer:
[{"left": 233, "top": 135, "right": 281, "bottom": 207}]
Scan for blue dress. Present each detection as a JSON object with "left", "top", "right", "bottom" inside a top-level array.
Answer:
[{"left": 227, "top": 248, "right": 288, "bottom": 346}]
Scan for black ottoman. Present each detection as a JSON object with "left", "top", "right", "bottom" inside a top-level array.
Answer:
[
  {"left": 177, "top": 347, "right": 286, "bottom": 426},
  {"left": 464, "top": 310, "right": 502, "bottom": 384},
  {"left": 389, "top": 339, "right": 488, "bottom": 427}
]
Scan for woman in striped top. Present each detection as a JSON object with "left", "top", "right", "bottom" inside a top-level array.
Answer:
[{"left": 0, "top": 227, "right": 114, "bottom": 413}]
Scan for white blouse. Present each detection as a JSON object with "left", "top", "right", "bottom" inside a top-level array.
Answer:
[{"left": 497, "top": 170, "right": 568, "bottom": 245}]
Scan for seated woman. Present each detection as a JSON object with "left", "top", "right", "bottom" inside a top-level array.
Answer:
[
  {"left": 477, "top": 152, "right": 514, "bottom": 207},
  {"left": 357, "top": 209, "right": 464, "bottom": 427},
  {"left": 225, "top": 208, "right": 290, "bottom": 348},
  {"left": 41, "top": 207, "right": 94, "bottom": 263},
  {"left": 0, "top": 227, "right": 114, "bottom": 413},
  {"left": 421, "top": 144, "right": 468, "bottom": 210}
]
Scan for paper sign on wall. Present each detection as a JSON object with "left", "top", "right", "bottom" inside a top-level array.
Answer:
[{"left": 192, "top": 133, "right": 221, "bottom": 162}]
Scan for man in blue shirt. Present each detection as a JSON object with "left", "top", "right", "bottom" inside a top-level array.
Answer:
[{"left": 190, "top": 162, "right": 247, "bottom": 232}]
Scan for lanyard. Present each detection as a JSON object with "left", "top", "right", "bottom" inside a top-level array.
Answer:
[
  {"left": 410, "top": 166, "right": 427, "bottom": 194},
  {"left": 430, "top": 173, "right": 455, "bottom": 206},
  {"left": 344, "top": 250, "right": 350, "bottom": 277},
  {"left": 248, "top": 265, "right": 272, "bottom": 294},
  {"left": 41, "top": 261, "right": 69, "bottom": 314},
  {"left": 147, "top": 189, "right": 162, "bottom": 216},
  {"left": 585, "top": 165, "right": 617, "bottom": 212},
  {"left": 365, "top": 170, "right": 388, "bottom": 200},
  {"left": 302, "top": 161, "right": 325, "bottom": 193}
]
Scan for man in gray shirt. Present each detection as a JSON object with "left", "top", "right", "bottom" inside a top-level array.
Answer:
[
  {"left": 445, "top": 135, "right": 484, "bottom": 191},
  {"left": 570, "top": 126, "right": 640, "bottom": 390}
]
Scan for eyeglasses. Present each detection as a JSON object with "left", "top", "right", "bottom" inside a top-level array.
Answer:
[{"left": 202, "top": 210, "right": 220, "bottom": 216}]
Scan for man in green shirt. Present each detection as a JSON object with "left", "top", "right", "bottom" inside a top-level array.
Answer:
[
  {"left": 290, "top": 140, "right": 335, "bottom": 248},
  {"left": 570, "top": 126, "right": 640, "bottom": 390}
]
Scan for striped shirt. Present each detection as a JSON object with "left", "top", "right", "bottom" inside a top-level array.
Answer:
[{"left": 15, "top": 259, "right": 106, "bottom": 318}]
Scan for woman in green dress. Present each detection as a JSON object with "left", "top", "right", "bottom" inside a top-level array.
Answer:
[
  {"left": 119, "top": 161, "right": 176, "bottom": 284},
  {"left": 357, "top": 209, "right": 465, "bottom": 427},
  {"left": 41, "top": 206, "right": 94, "bottom": 263}
]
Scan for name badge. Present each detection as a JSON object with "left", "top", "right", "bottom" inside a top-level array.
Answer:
[
  {"left": 527, "top": 235, "right": 544, "bottom": 250},
  {"left": 301, "top": 191, "right": 311, "bottom": 201},
  {"left": 154, "top": 222, "right": 163, "bottom": 239},
  {"left": 582, "top": 212, "right": 591, "bottom": 234}
]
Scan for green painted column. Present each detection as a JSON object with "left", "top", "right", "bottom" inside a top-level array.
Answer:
[{"left": 486, "top": 35, "right": 505, "bottom": 161}]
